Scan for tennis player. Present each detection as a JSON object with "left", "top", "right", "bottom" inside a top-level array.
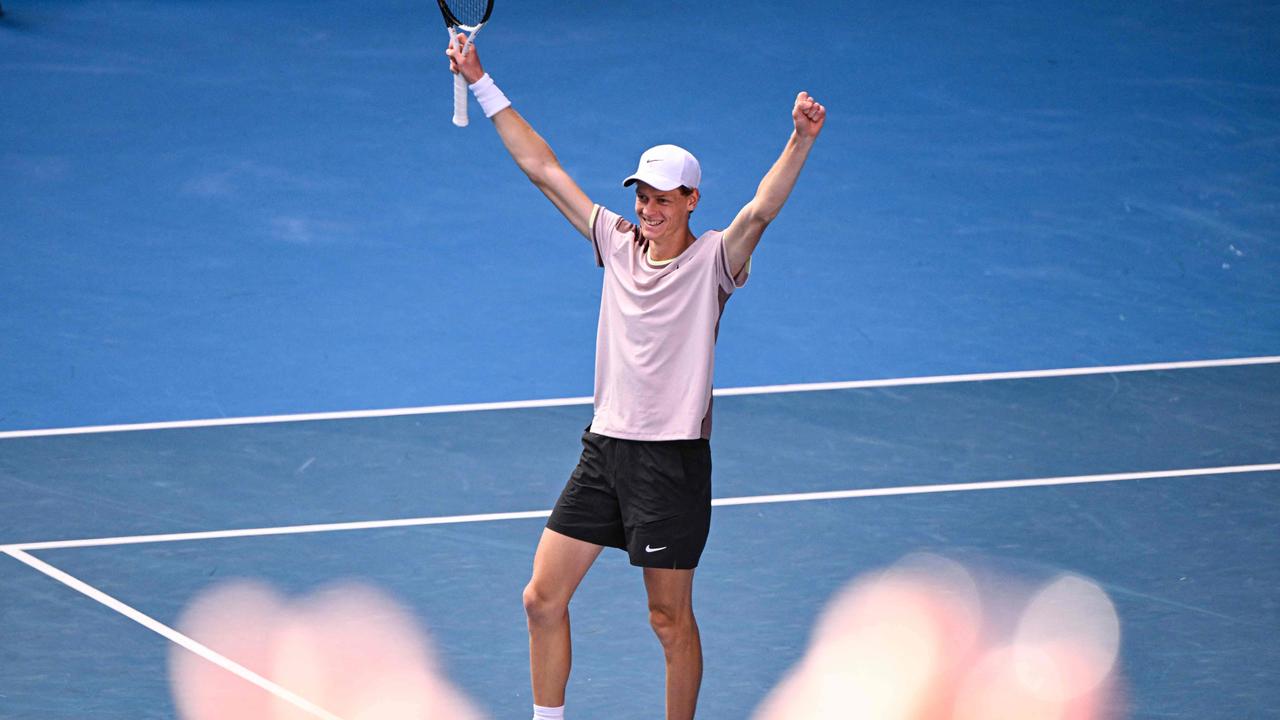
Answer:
[{"left": 447, "top": 35, "right": 825, "bottom": 720}]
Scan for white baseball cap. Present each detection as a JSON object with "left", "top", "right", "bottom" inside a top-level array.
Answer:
[{"left": 622, "top": 144, "right": 701, "bottom": 191}]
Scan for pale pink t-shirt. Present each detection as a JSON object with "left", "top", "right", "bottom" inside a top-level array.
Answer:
[{"left": 588, "top": 204, "right": 749, "bottom": 441}]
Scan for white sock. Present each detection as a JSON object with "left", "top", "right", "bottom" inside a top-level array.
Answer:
[{"left": 533, "top": 704, "right": 564, "bottom": 720}]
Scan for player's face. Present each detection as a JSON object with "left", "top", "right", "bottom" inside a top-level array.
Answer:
[{"left": 634, "top": 182, "right": 697, "bottom": 241}]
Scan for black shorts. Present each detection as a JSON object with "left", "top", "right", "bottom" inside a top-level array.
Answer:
[{"left": 547, "top": 429, "right": 712, "bottom": 570}]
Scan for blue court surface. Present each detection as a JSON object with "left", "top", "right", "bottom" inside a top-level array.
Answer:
[{"left": 2, "top": 1, "right": 1279, "bottom": 718}]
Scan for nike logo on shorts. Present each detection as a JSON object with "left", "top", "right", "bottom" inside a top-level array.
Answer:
[{"left": 645, "top": 545, "right": 667, "bottom": 553}]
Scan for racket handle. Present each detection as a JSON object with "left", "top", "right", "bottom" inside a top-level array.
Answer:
[{"left": 453, "top": 71, "right": 469, "bottom": 127}]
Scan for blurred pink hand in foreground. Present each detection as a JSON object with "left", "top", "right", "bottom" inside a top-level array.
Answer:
[
  {"left": 169, "top": 580, "right": 483, "bottom": 720},
  {"left": 170, "top": 554, "right": 1123, "bottom": 719},
  {"left": 754, "top": 554, "right": 1125, "bottom": 720}
]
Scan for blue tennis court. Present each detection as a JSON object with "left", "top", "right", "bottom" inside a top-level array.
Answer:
[{"left": 2, "top": 1, "right": 1278, "bottom": 718}]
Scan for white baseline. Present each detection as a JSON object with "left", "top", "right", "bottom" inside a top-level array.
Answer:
[
  {"left": 2, "top": 548, "right": 344, "bottom": 720},
  {"left": 4, "top": 462, "right": 1277, "bottom": 553},
  {"left": 4, "top": 462, "right": 1277, "bottom": 718},
  {"left": 1, "top": 355, "right": 1277, "bottom": 440}
]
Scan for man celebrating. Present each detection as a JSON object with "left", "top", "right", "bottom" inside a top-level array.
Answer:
[{"left": 446, "top": 35, "right": 825, "bottom": 720}]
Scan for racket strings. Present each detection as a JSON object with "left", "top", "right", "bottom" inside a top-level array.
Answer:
[{"left": 444, "top": 0, "right": 491, "bottom": 28}]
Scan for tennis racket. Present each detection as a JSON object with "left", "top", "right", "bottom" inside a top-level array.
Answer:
[{"left": 437, "top": 0, "right": 494, "bottom": 127}]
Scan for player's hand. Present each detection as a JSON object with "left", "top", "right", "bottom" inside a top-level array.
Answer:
[
  {"left": 793, "top": 91, "right": 826, "bottom": 139},
  {"left": 445, "top": 33, "right": 485, "bottom": 85}
]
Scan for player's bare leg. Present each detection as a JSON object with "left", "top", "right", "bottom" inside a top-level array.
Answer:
[
  {"left": 643, "top": 567, "right": 702, "bottom": 720},
  {"left": 523, "top": 528, "right": 604, "bottom": 708}
]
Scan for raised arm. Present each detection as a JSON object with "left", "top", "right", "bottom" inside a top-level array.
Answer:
[
  {"left": 723, "top": 92, "right": 827, "bottom": 276},
  {"left": 447, "top": 35, "right": 594, "bottom": 239}
]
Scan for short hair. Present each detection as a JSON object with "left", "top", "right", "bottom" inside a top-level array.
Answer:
[
  {"left": 635, "top": 184, "right": 698, "bottom": 215},
  {"left": 680, "top": 186, "right": 696, "bottom": 215}
]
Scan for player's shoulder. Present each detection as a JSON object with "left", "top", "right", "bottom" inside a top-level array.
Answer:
[
  {"left": 695, "top": 227, "right": 727, "bottom": 251},
  {"left": 614, "top": 215, "right": 637, "bottom": 234},
  {"left": 593, "top": 204, "right": 639, "bottom": 238}
]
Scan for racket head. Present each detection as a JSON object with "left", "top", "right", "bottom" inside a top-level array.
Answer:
[{"left": 437, "top": 0, "right": 493, "bottom": 31}]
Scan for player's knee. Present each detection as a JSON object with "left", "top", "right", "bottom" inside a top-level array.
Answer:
[
  {"left": 648, "top": 603, "right": 694, "bottom": 648},
  {"left": 522, "top": 582, "right": 567, "bottom": 626}
]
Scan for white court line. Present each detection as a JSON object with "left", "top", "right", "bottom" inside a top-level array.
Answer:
[
  {"left": 5, "top": 462, "right": 1277, "bottom": 553},
  {"left": 5, "top": 464, "right": 1276, "bottom": 717},
  {"left": 2, "top": 548, "right": 344, "bottom": 720},
  {"left": 709, "top": 462, "right": 1280, "bottom": 506},
  {"left": 6, "top": 510, "right": 556, "bottom": 552},
  {"left": 2, "top": 355, "right": 1277, "bottom": 440}
]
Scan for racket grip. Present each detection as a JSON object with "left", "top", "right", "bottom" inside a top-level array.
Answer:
[{"left": 452, "top": 72, "right": 469, "bottom": 127}]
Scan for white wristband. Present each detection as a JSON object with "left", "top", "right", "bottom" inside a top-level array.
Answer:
[{"left": 468, "top": 73, "right": 511, "bottom": 119}]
